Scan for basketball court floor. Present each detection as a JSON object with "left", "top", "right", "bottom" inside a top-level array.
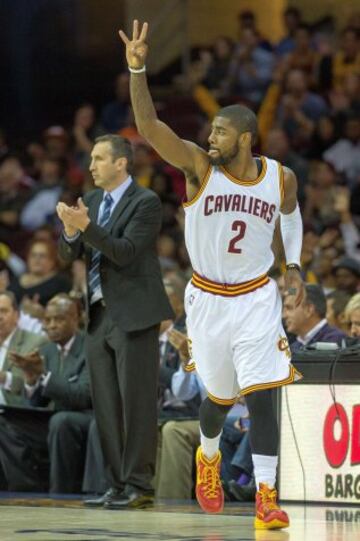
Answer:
[{"left": 0, "top": 494, "right": 358, "bottom": 541}]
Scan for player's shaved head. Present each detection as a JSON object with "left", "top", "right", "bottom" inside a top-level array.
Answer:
[{"left": 216, "top": 104, "right": 258, "bottom": 146}]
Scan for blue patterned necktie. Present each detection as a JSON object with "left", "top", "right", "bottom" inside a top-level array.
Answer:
[{"left": 88, "top": 193, "right": 113, "bottom": 297}]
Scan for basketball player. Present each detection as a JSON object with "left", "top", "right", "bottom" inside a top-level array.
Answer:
[{"left": 120, "top": 21, "right": 304, "bottom": 530}]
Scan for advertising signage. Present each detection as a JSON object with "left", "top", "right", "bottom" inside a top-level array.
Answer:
[{"left": 280, "top": 385, "right": 360, "bottom": 504}]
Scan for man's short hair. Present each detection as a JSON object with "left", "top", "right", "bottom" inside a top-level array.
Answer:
[
  {"left": 0, "top": 291, "right": 18, "bottom": 311},
  {"left": 216, "top": 104, "right": 258, "bottom": 146},
  {"left": 326, "top": 290, "right": 351, "bottom": 317},
  {"left": 304, "top": 284, "right": 326, "bottom": 318},
  {"left": 95, "top": 134, "right": 134, "bottom": 174}
]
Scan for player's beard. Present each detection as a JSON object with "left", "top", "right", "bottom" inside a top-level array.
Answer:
[{"left": 209, "top": 142, "right": 239, "bottom": 166}]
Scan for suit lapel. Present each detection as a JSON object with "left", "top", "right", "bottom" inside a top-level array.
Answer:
[
  {"left": 88, "top": 190, "right": 103, "bottom": 223},
  {"left": 106, "top": 181, "right": 138, "bottom": 230}
]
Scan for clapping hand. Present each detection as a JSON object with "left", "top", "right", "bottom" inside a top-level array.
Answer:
[
  {"left": 9, "top": 350, "right": 45, "bottom": 385},
  {"left": 167, "top": 328, "right": 190, "bottom": 366},
  {"left": 56, "top": 198, "right": 90, "bottom": 234}
]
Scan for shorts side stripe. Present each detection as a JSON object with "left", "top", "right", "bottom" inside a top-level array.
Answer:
[
  {"left": 240, "top": 365, "right": 303, "bottom": 396},
  {"left": 184, "top": 362, "right": 196, "bottom": 373},
  {"left": 207, "top": 391, "right": 238, "bottom": 406}
]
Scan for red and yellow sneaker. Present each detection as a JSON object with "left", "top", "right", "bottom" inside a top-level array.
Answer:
[
  {"left": 195, "top": 447, "right": 224, "bottom": 513},
  {"left": 254, "top": 483, "right": 289, "bottom": 530}
]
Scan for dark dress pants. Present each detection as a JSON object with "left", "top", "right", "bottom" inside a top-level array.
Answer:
[
  {"left": 82, "top": 417, "right": 109, "bottom": 494},
  {"left": 85, "top": 302, "right": 159, "bottom": 493},
  {"left": 0, "top": 408, "right": 91, "bottom": 493}
]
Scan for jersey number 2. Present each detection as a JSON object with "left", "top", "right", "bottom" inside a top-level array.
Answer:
[{"left": 228, "top": 220, "right": 247, "bottom": 254}]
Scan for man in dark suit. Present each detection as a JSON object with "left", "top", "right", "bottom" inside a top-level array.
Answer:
[
  {"left": 0, "top": 291, "right": 47, "bottom": 407},
  {"left": 283, "top": 284, "right": 347, "bottom": 352},
  {"left": 57, "top": 134, "right": 173, "bottom": 508},
  {"left": 0, "top": 295, "right": 92, "bottom": 493}
]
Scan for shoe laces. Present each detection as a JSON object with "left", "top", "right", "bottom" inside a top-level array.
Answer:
[
  {"left": 199, "top": 462, "right": 221, "bottom": 499},
  {"left": 259, "top": 486, "right": 279, "bottom": 511}
]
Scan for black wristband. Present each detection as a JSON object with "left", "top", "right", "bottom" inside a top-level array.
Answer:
[{"left": 286, "top": 263, "right": 301, "bottom": 272}]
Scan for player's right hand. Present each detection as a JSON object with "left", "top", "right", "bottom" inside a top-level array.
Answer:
[{"left": 119, "top": 20, "right": 148, "bottom": 70}]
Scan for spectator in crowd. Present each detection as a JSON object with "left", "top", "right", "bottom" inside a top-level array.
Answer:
[
  {"left": 312, "top": 247, "right": 337, "bottom": 295},
  {"left": 72, "top": 103, "right": 103, "bottom": 173},
  {"left": 277, "top": 69, "right": 328, "bottom": 148},
  {"left": 0, "top": 156, "right": 34, "bottom": 253},
  {"left": 0, "top": 294, "right": 92, "bottom": 493},
  {"left": 283, "top": 284, "right": 347, "bottom": 351},
  {"left": 8, "top": 238, "right": 71, "bottom": 307},
  {"left": 326, "top": 290, "right": 352, "bottom": 333},
  {"left": 101, "top": 73, "right": 131, "bottom": 133},
  {"left": 332, "top": 27, "right": 360, "bottom": 90},
  {"left": 20, "top": 157, "right": 66, "bottom": 232},
  {"left": 276, "top": 7, "right": 302, "bottom": 57},
  {"left": 226, "top": 28, "right": 274, "bottom": 107},
  {"left": 307, "top": 116, "right": 338, "bottom": 160},
  {"left": 333, "top": 257, "right": 360, "bottom": 295},
  {"left": 323, "top": 114, "right": 360, "bottom": 185},
  {"left": 0, "top": 291, "right": 47, "bottom": 407},
  {"left": 280, "top": 24, "right": 318, "bottom": 82},
  {"left": 334, "top": 187, "right": 360, "bottom": 263},
  {"left": 345, "top": 292, "right": 360, "bottom": 337},
  {"left": 236, "top": 10, "right": 272, "bottom": 52},
  {"left": 43, "top": 126, "right": 84, "bottom": 188},
  {"left": 201, "top": 36, "right": 235, "bottom": 97}
]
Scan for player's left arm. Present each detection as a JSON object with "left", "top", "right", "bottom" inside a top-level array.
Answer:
[{"left": 280, "top": 167, "right": 305, "bottom": 306}]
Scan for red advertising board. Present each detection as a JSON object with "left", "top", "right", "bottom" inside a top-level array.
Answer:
[{"left": 280, "top": 385, "right": 360, "bottom": 503}]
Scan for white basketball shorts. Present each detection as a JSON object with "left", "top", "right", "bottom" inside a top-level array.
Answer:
[{"left": 185, "top": 275, "right": 302, "bottom": 404}]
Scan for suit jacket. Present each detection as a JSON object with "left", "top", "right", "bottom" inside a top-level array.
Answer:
[
  {"left": 59, "top": 182, "right": 174, "bottom": 331},
  {"left": 291, "top": 322, "right": 347, "bottom": 353},
  {"left": 30, "top": 332, "right": 92, "bottom": 412},
  {"left": 3, "top": 327, "right": 48, "bottom": 406}
]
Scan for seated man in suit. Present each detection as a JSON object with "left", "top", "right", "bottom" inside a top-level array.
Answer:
[
  {"left": 283, "top": 284, "right": 347, "bottom": 352},
  {"left": 0, "top": 294, "right": 92, "bottom": 493},
  {"left": 0, "top": 290, "right": 47, "bottom": 407}
]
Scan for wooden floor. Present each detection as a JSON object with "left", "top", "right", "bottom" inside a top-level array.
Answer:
[{"left": 0, "top": 494, "right": 359, "bottom": 541}]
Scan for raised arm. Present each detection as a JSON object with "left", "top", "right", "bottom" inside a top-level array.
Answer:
[{"left": 119, "top": 20, "right": 209, "bottom": 200}]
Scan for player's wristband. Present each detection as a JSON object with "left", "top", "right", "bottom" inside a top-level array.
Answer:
[
  {"left": 286, "top": 263, "right": 301, "bottom": 272},
  {"left": 128, "top": 65, "right": 146, "bottom": 73}
]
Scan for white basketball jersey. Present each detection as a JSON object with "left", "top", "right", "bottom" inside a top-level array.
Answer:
[{"left": 183, "top": 156, "right": 284, "bottom": 283}]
